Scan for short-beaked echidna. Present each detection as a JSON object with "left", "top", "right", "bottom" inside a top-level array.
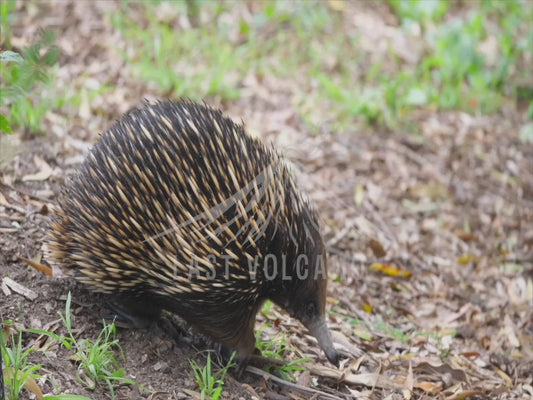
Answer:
[{"left": 45, "top": 100, "right": 339, "bottom": 367}]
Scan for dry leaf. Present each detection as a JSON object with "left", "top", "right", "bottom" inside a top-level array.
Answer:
[
  {"left": 2, "top": 324, "right": 16, "bottom": 344},
  {"left": 22, "top": 168, "right": 53, "bottom": 182},
  {"left": 20, "top": 257, "right": 53, "bottom": 276},
  {"left": 403, "top": 361, "right": 413, "bottom": 400},
  {"left": 306, "top": 364, "right": 405, "bottom": 390},
  {"left": 495, "top": 368, "right": 513, "bottom": 387},
  {"left": 368, "top": 238, "right": 386, "bottom": 257},
  {"left": 415, "top": 381, "right": 443, "bottom": 394},
  {"left": 414, "top": 361, "right": 467, "bottom": 382},
  {"left": 0, "top": 191, "right": 8, "bottom": 206},
  {"left": 362, "top": 304, "right": 373, "bottom": 313},
  {"left": 445, "top": 390, "right": 484, "bottom": 400},
  {"left": 460, "top": 352, "right": 479, "bottom": 358},
  {"left": 23, "top": 377, "right": 44, "bottom": 400},
  {"left": 408, "top": 183, "right": 448, "bottom": 200},
  {"left": 456, "top": 254, "right": 476, "bottom": 264},
  {"left": 453, "top": 229, "right": 477, "bottom": 242},
  {"left": 3, "top": 367, "right": 44, "bottom": 400},
  {"left": 354, "top": 183, "right": 365, "bottom": 206},
  {"left": 370, "top": 263, "right": 412, "bottom": 278},
  {"left": 328, "top": 0, "right": 346, "bottom": 11},
  {"left": 182, "top": 389, "right": 203, "bottom": 399}
]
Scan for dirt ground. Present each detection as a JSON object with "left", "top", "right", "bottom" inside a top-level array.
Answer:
[{"left": 1, "top": 2, "right": 532, "bottom": 400}]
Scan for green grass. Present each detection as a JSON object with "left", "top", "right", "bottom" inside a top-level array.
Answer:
[
  {"left": 0, "top": 3, "right": 113, "bottom": 136},
  {"left": 189, "top": 351, "right": 235, "bottom": 400},
  {"left": 0, "top": 0, "right": 57, "bottom": 134},
  {"left": 0, "top": 27, "right": 59, "bottom": 134},
  {"left": 331, "top": 310, "right": 455, "bottom": 359},
  {"left": 111, "top": 0, "right": 532, "bottom": 132},
  {"left": 4, "top": 1, "right": 529, "bottom": 135},
  {"left": 2, "top": 1, "right": 531, "bottom": 135},
  {"left": 28, "top": 292, "right": 136, "bottom": 399},
  {"left": 1, "top": 322, "right": 94, "bottom": 400},
  {"left": 258, "top": 301, "right": 313, "bottom": 380},
  {"left": 0, "top": 0, "right": 16, "bottom": 48},
  {"left": 1, "top": 326, "right": 45, "bottom": 400},
  {"left": 255, "top": 324, "right": 311, "bottom": 382}
]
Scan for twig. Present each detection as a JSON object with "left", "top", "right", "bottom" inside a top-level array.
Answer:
[
  {"left": 245, "top": 365, "right": 345, "bottom": 400},
  {"left": 2, "top": 277, "right": 38, "bottom": 301}
]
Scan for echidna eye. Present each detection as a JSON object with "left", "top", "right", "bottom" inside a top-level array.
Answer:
[{"left": 306, "top": 302, "right": 317, "bottom": 318}]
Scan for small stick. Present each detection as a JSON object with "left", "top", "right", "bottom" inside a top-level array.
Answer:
[{"left": 245, "top": 365, "right": 345, "bottom": 400}]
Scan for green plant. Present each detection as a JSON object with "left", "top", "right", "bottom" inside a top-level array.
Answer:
[
  {"left": 390, "top": 0, "right": 449, "bottom": 25},
  {"left": 255, "top": 325, "right": 311, "bottom": 381},
  {"left": 59, "top": 293, "right": 134, "bottom": 397},
  {"left": 67, "top": 320, "right": 130, "bottom": 395},
  {"left": 111, "top": 4, "right": 243, "bottom": 101},
  {"left": 29, "top": 292, "right": 135, "bottom": 399},
  {"left": 0, "top": 0, "right": 17, "bottom": 48},
  {"left": 0, "top": 28, "right": 59, "bottom": 133},
  {"left": 109, "top": 1, "right": 530, "bottom": 133},
  {"left": 110, "top": 2, "right": 344, "bottom": 121},
  {"left": 189, "top": 351, "right": 235, "bottom": 400},
  {"left": 0, "top": 50, "right": 23, "bottom": 135},
  {"left": 390, "top": 0, "right": 533, "bottom": 117},
  {"left": 1, "top": 323, "right": 101, "bottom": 400},
  {"left": 0, "top": 325, "right": 44, "bottom": 400},
  {"left": 261, "top": 299, "right": 273, "bottom": 315}
]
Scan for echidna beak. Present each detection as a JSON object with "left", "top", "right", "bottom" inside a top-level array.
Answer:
[{"left": 309, "top": 320, "right": 339, "bottom": 367}]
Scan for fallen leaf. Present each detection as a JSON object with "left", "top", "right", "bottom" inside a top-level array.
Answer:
[
  {"left": 307, "top": 364, "right": 405, "bottom": 390},
  {"left": 460, "top": 352, "right": 479, "bottom": 358},
  {"left": 20, "top": 257, "right": 53, "bottom": 276},
  {"left": 22, "top": 168, "right": 53, "bottom": 182},
  {"left": 445, "top": 390, "right": 484, "bottom": 400},
  {"left": 353, "top": 328, "right": 372, "bottom": 341},
  {"left": 362, "top": 304, "right": 373, "bottom": 313},
  {"left": 453, "top": 229, "right": 478, "bottom": 242},
  {"left": 354, "top": 183, "right": 365, "bottom": 206},
  {"left": 502, "top": 325, "right": 520, "bottom": 348},
  {"left": 23, "top": 377, "right": 44, "bottom": 400},
  {"left": 370, "top": 263, "right": 412, "bottom": 278},
  {"left": 415, "top": 381, "right": 443, "bottom": 394},
  {"left": 414, "top": 361, "right": 467, "bottom": 382},
  {"left": 3, "top": 367, "right": 44, "bottom": 400},
  {"left": 456, "top": 254, "right": 476, "bottom": 264},
  {"left": 495, "top": 368, "right": 513, "bottom": 387},
  {"left": 0, "top": 191, "right": 8, "bottom": 206},
  {"left": 2, "top": 324, "right": 16, "bottom": 344},
  {"left": 368, "top": 238, "right": 386, "bottom": 257},
  {"left": 408, "top": 183, "right": 448, "bottom": 200},
  {"left": 403, "top": 361, "right": 413, "bottom": 399},
  {"left": 328, "top": 0, "right": 346, "bottom": 11}
]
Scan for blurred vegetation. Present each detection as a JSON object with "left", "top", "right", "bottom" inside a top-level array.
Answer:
[
  {"left": 0, "top": 0, "right": 59, "bottom": 135},
  {"left": 113, "top": 0, "right": 532, "bottom": 131},
  {"left": 1, "top": 0, "right": 531, "bottom": 135},
  {"left": 0, "top": 30, "right": 58, "bottom": 134}
]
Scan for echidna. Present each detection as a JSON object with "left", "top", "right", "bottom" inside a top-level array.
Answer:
[{"left": 45, "top": 100, "right": 339, "bottom": 368}]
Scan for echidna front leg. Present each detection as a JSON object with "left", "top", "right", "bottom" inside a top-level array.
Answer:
[
  {"left": 104, "top": 297, "right": 162, "bottom": 328},
  {"left": 231, "top": 326, "right": 257, "bottom": 377}
]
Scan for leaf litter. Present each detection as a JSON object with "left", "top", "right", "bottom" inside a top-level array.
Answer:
[{"left": 0, "top": 1, "right": 531, "bottom": 399}]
